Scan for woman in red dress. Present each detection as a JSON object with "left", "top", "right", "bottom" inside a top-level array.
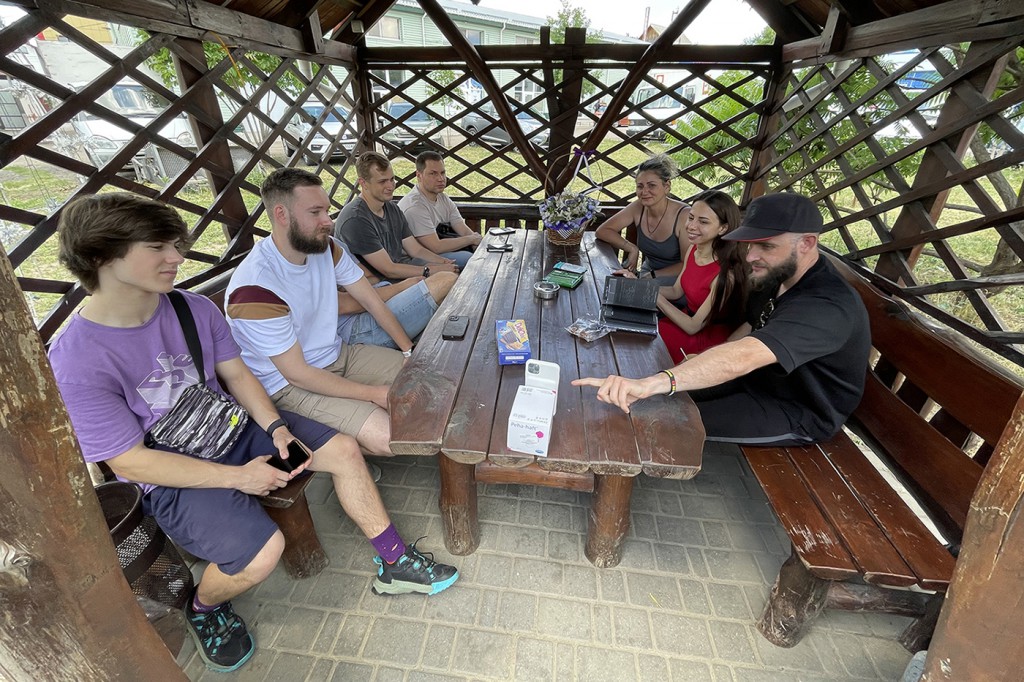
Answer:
[{"left": 656, "top": 191, "right": 746, "bottom": 363}]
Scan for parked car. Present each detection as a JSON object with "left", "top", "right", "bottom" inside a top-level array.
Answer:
[
  {"left": 380, "top": 101, "right": 443, "bottom": 152},
  {"left": 71, "top": 81, "right": 194, "bottom": 174},
  {"left": 457, "top": 103, "right": 549, "bottom": 148},
  {"left": 283, "top": 104, "right": 358, "bottom": 161}
]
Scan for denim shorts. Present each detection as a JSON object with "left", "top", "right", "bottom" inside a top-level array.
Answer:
[
  {"left": 442, "top": 250, "right": 473, "bottom": 269},
  {"left": 143, "top": 410, "right": 335, "bottom": 575},
  {"left": 344, "top": 279, "right": 437, "bottom": 349}
]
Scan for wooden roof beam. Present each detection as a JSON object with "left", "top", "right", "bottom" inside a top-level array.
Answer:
[
  {"left": 784, "top": 0, "right": 1024, "bottom": 62},
  {"left": 818, "top": 3, "right": 849, "bottom": 56},
  {"left": 25, "top": 0, "right": 354, "bottom": 64},
  {"left": 416, "top": 0, "right": 546, "bottom": 184},
  {"left": 744, "top": 0, "right": 818, "bottom": 43},
  {"left": 361, "top": 43, "right": 777, "bottom": 64},
  {"left": 560, "top": 0, "right": 714, "bottom": 190},
  {"left": 829, "top": 0, "right": 885, "bottom": 25}
]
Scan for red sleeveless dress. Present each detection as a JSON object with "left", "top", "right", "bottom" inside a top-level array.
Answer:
[{"left": 658, "top": 248, "right": 733, "bottom": 363}]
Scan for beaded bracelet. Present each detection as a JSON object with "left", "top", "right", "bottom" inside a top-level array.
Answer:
[{"left": 660, "top": 369, "right": 677, "bottom": 397}]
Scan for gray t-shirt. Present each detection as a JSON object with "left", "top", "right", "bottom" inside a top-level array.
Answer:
[
  {"left": 334, "top": 196, "right": 415, "bottom": 279},
  {"left": 398, "top": 186, "right": 464, "bottom": 238}
]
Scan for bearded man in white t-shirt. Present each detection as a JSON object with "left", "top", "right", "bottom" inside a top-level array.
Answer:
[{"left": 226, "top": 168, "right": 422, "bottom": 457}]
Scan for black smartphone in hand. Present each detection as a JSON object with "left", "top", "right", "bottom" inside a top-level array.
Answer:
[{"left": 267, "top": 440, "right": 311, "bottom": 473}]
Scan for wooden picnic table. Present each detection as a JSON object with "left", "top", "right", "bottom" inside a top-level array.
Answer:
[{"left": 389, "top": 230, "right": 705, "bottom": 568}]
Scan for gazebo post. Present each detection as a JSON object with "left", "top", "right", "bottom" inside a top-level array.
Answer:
[
  {"left": 920, "top": 392, "right": 1024, "bottom": 680},
  {"left": 0, "top": 245, "right": 184, "bottom": 680}
]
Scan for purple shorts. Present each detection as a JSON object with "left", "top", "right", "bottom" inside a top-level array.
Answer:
[{"left": 143, "top": 410, "right": 335, "bottom": 575}]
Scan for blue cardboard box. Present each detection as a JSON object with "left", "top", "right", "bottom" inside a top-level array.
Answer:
[{"left": 496, "top": 319, "right": 531, "bottom": 365}]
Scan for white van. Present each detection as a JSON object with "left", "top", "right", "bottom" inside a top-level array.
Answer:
[{"left": 626, "top": 81, "right": 698, "bottom": 140}]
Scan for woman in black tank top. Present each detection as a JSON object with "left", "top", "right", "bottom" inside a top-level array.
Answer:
[{"left": 595, "top": 154, "right": 690, "bottom": 286}]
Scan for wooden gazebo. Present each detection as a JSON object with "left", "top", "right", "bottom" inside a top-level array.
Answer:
[{"left": 1, "top": 0, "right": 1022, "bottom": 678}]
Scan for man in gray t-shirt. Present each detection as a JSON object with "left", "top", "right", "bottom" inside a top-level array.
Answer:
[{"left": 334, "top": 151, "right": 460, "bottom": 284}]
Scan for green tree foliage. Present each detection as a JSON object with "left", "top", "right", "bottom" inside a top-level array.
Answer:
[
  {"left": 426, "top": 69, "right": 464, "bottom": 115},
  {"left": 545, "top": 1, "right": 603, "bottom": 97},
  {"left": 140, "top": 30, "right": 308, "bottom": 96},
  {"left": 137, "top": 29, "right": 316, "bottom": 146},
  {"left": 669, "top": 25, "right": 920, "bottom": 200}
]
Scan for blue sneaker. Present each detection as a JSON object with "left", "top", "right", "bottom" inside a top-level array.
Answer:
[
  {"left": 372, "top": 539, "right": 459, "bottom": 596},
  {"left": 185, "top": 593, "right": 255, "bottom": 672}
]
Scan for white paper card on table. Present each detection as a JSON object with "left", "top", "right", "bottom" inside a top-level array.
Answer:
[{"left": 507, "top": 385, "right": 556, "bottom": 457}]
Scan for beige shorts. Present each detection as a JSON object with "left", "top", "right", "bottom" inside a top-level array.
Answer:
[{"left": 271, "top": 343, "right": 403, "bottom": 438}]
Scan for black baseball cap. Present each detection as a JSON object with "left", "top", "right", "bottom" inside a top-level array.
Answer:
[{"left": 723, "top": 193, "right": 823, "bottom": 242}]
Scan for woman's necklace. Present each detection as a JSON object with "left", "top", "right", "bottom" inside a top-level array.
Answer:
[{"left": 644, "top": 202, "right": 669, "bottom": 236}]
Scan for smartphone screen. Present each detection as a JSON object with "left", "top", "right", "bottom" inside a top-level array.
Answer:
[{"left": 268, "top": 440, "right": 311, "bottom": 472}]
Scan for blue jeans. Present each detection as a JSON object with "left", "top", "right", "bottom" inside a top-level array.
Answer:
[
  {"left": 442, "top": 250, "right": 473, "bottom": 269},
  {"left": 342, "top": 280, "right": 437, "bottom": 348}
]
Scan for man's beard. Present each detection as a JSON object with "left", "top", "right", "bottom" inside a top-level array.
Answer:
[
  {"left": 750, "top": 251, "right": 798, "bottom": 293},
  {"left": 287, "top": 215, "right": 329, "bottom": 254}
]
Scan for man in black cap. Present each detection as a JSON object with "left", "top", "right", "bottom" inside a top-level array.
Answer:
[{"left": 574, "top": 192, "right": 870, "bottom": 446}]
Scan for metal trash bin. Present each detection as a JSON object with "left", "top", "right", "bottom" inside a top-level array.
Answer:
[{"left": 96, "top": 481, "right": 194, "bottom": 611}]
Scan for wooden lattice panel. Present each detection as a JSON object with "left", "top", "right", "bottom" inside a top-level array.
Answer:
[
  {"left": 2, "top": 3, "right": 1023, "bottom": 373},
  {"left": 759, "top": 41, "right": 1024, "bottom": 365}
]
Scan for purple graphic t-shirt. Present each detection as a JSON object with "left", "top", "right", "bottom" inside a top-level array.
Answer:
[{"left": 49, "top": 291, "right": 241, "bottom": 468}]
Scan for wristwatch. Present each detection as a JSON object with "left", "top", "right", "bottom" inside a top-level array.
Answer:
[
  {"left": 266, "top": 418, "right": 288, "bottom": 438},
  {"left": 402, "top": 345, "right": 414, "bottom": 358},
  {"left": 423, "top": 265, "right": 430, "bottom": 277}
]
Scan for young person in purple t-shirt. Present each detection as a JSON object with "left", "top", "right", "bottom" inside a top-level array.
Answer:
[{"left": 49, "top": 194, "right": 459, "bottom": 674}]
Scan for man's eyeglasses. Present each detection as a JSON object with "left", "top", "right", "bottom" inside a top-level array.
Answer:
[{"left": 755, "top": 298, "right": 775, "bottom": 330}]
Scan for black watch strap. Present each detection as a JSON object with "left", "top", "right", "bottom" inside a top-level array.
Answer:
[
  {"left": 266, "top": 418, "right": 288, "bottom": 438},
  {"left": 423, "top": 265, "right": 430, "bottom": 277}
]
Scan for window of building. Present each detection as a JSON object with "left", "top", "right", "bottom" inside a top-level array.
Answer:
[
  {"left": 515, "top": 36, "right": 538, "bottom": 45},
  {"left": 462, "top": 29, "right": 483, "bottom": 45},
  {"left": 513, "top": 80, "right": 542, "bottom": 104},
  {"left": 368, "top": 17, "right": 401, "bottom": 40},
  {"left": 370, "top": 69, "right": 407, "bottom": 98}
]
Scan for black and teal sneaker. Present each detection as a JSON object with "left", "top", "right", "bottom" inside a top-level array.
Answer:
[
  {"left": 372, "top": 539, "right": 459, "bottom": 596},
  {"left": 185, "top": 593, "right": 255, "bottom": 672}
]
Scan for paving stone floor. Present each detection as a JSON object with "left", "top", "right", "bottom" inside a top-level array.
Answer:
[{"left": 183, "top": 442, "right": 915, "bottom": 681}]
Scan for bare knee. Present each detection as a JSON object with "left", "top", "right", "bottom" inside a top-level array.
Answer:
[
  {"left": 240, "top": 529, "right": 285, "bottom": 586},
  {"left": 356, "top": 408, "right": 393, "bottom": 456},
  {"left": 310, "top": 433, "right": 363, "bottom": 473},
  {"left": 426, "top": 271, "right": 457, "bottom": 303}
]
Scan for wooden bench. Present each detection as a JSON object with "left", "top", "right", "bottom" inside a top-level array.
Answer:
[{"left": 741, "top": 256, "right": 1023, "bottom": 651}]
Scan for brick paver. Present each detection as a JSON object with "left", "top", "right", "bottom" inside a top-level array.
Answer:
[{"left": 184, "top": 444, "right": 914, "bottom": 681}]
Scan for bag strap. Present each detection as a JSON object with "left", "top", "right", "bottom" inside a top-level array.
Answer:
[{"left": 166, "top": 290, "right": 205, "bottom": 381}]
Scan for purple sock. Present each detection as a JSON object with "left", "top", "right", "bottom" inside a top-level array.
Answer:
[
  {"left": 192, "top": 592, "right": 219, "bottom": 614},
  {"left": 371, "top": 524, "right": 406, "bottom": 564}
]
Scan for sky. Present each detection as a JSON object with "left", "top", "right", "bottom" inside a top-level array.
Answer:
[{"left": 474, "top": 0, "right": 768, "bottom": 45}]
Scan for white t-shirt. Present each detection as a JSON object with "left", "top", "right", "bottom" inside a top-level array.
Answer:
[
  {"left": 225, "top": 236, "right": 363, "bottom": 395},
  {"left": 398, "top": 185, "right": 464, "bottom": 238}
]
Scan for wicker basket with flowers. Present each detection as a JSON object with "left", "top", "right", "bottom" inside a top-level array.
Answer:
[
  {"left": 539, "top": 189, "right": 601, "bottom": 246},
  {"left": 540, "top": 148, "right": 602, "bottom": 247}
]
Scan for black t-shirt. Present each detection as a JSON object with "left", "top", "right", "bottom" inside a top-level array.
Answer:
[
  {"left": 333, "top": 197, "right": 414, "bottom": 279},
  {"left": 742, "top": 257, "right": 871, "bottom": 441}
]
